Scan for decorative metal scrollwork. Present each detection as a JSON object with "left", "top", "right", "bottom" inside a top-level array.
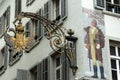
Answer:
[{"left": 9, "top": 12, "right": 66, "bottom": 53}]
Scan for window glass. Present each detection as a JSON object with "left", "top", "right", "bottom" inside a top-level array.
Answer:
[
  {"left": 110, "top": 46, "right": 116, "bottom": 56},
  {"left": 111, "top": 59, "right": 116, "bottom": 69},
  {"left": 112, "top": 70, "right": 118, "bottom": 80}
]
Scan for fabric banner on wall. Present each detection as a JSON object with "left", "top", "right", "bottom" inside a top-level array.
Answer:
[{"left": 82, "top": 7, "right": 108, "bottom": 79}]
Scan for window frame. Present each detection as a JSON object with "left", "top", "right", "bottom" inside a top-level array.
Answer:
[
  {"left": 26, "top": 0, "right": 35, "bottom": 6},
  {"left": 0, "top": 45, "right": 8, "bottom": 75},
  {"left": 24, "top": 16, "right": 43, "bottom": 52},
  {"left": 109, "top": 40, "right": 120, "bottom": 80},
  {"left": 1, "top": 6, "right": 10, "bottom": 35},
  {"left": 50, "top": 51, "right": 70, "bottom": 80},
  {"left": 94, "top": 0, "right": 120, "bottom": 14},
  {"left": 51, "top": 0, "right": 67, "bottom": 24},
  {"left": 9, "top": 49, "right": 23, "bottom": 66},
  {"left": 55, "top": 56, "right": 62, "bottom": 80}
]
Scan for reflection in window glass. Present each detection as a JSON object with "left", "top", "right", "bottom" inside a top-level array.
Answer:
[
  {"left": 110, "top": 46, "right": 116, "bottom": 56},
  {"left": 112, "top": 70, "right": 118, "bottom": 80},
  {"left": 118, "top": 47, "right": 120, "bottom": 57},
  {"left": 111, "top": 59, "right": 116, "bottom": 69}
]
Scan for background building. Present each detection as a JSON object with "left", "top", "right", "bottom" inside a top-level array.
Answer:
[{"left": 0, "top": 0, "right": 120, "bottom": 80}]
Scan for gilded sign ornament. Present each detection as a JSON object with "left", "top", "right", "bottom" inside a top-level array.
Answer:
[
  {"left": 4, "top": 12, "right": 66, "bottom": 53},
  {"left": 4, "top": 20, "right": 35, "bottom": 52}
]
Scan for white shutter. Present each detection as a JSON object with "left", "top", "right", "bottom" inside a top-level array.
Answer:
[
  {"left": 0, "top": 17, "right": 2, "bottom": 35},
  {"left": 61, "top": 53, "right": 69, "bottom": 80},
  {"left": 4, "top": 45, "right": 8, "bottom": 68},
  {"left": 17, "top": 69, "right": 29, "bottom": 80},
  {"left": 37, "top": 57, "right": 50, "bottom": 80},
  {"left": 61, "top": 0, "right": 67, "bottom": 18}
]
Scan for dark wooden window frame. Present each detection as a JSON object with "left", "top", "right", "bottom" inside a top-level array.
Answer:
[
  {"left": 0, "top": 45, "right": 8, "bottom": 76},
  {"left": 26, "top": 0, "right": 35, "bottom": 6}
]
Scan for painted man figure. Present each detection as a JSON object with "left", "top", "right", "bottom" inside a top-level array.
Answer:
[{"left": 84, "top": 19, "right": 105, "bottom": 79}]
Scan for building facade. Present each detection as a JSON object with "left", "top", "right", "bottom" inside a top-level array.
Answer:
[{"left": 0, "top": 0, "right": 120, "bottom": 80}]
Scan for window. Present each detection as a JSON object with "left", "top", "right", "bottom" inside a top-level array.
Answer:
[
  {"left": 55, "top": 56, "right": 62, "bottom": 80},
  {"left": 51, "top": 52, "right": 69, "bottom": 80},
  {"left": 15, "top": 0, "right": 21, "bottom": 17},
  {"left": 26, "top": 0, "right": 35, "bottom": 6},
  {"left": 95, "top": 0, "right": 120, "bottom": 14},
  {"left": 52, "top": 0, "right": 67, "bottom": 23},
  {"left": 31, "top": 57, "right": 50, "bottom": 80},
  {"left": 109, "top": 40, "right": 120, "bottom": 80},
  {"left": 44, "top": 1, "right": 51, "bottom": 20},
  {"left": 43, "top": 1, "right": 51, "bottom": 34},
  {"left": 25, "top": 21, "right": 32, "bottom": 37},
  {"left": 16, "top": 57, "right": 50, "bottom": 80},
  {"left": 9, "top": 49, "right": 23, "bottom": 66},
  {"left": 34, "top": 9, "right": 43, "bottom": 41},
  {"left": 1, "top": 6, "right": 10, "bottom": 34},
  {"left": 24, "top": 12, "right": 43, "bottom": 52},
  {"left": 94, "top": 0, "right": 104, "bottom": 9},
  {"left": 0, "top": 45, "right": 8, "bottom": 75}
]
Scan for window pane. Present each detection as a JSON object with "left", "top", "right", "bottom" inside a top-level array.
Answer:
[
  {"left": 56, "top": 57, "right": 60, "bottom": 67},
  {"left": 118, "top": 47, "right": 120, "bottom": 57},
  {"left": 119, "top": 60, "right": 120, "bottom": 70},
  {"left": 111, "top": 59, "right": 117, "bottom": 69},
  {"left": 56, "top": 69, "right": 60, "bottom": 79},
  {"left": 112, "top": 70, "right": 118, "bottom": 80},
  {"left": 96, "top": 0, "right": 104, "bottom": 7},
  {"left": 110, "top": 46, "right": 116, "bottom": 56}
]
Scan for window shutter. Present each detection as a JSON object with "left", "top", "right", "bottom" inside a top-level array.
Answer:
[
  {"left": 35, "top": 9, "right": 42, "bottom": 39},
  {"left": 25, "top": 22, "right": 31, "bottom": 37},
  {"left": 56, "top": 0, "right": 60, "bottom": 19},
  {"left": 43, "top": 58, "right": 50, "bottom": 80},
  {"left": 15, "top": 0, "right": 18, "bottom": 17},
  {"left": 61, "top": 0, "right": 66, "bottom": 18},
  {"left": 0, "top": 51, "right": 3, "bottom": 67},
  {"left": 61, "top": 53, "right": 69, "bottom": 80},
  {"left": 4, "top": 45, "right": 8, "bottom": 68},
  {"left": 17, "top": 69, "right": 29, "bottom": 80},
  {"left": 38, "top": 9, "right": 42, "bottom": 37},
  {"left": 0, "top": 17, "right": 2, "bottom": 35},
  {"left": 9, "top": 49, "right": 13, "bottom": 64},
  {"left": 37, "top": 57, "right": 50, "bottom": 80},
  {"left": 37, "top": 62, "right": 42, "bottom": 80},
  {"left": 15, "top": 0, "right": 21, "bottom": 17},
  {"left": 44, "top": 1, "right": 51, "bottom": 33},
  {"left": 95, "top": 0, "right": 104, "bottom": 10},
  {"left": 6, "top": 6, "right": 10, "bottom": 28},
  {"left": 44, "top": 1, "right": 49, "bottom": 19}
]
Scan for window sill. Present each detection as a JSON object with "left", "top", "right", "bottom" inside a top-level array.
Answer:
[
  {"left": 79, "top": 76, "right": 106, "bottom": 80},
  {"left": 0, "top": 66, "right": 6, "bottom": 76},
  {"left": 52, "top": 16, "right": 67, "bottom": 26},
  {"left": 94, "top": 6, "right": 104, "bottom": 11},
  {"left": 26, "top": 0, "right": 35, "bottom": 6},
  {"left": 9, "top": 53, "right": 23, "bottom": 66},
  {"left": 103, "top": 10, "right": 120, "bottom": 18}
]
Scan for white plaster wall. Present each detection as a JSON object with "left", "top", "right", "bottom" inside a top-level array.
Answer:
[
  {"left": 82, "top": 0, "right": 94, "bottom": 10},
  {"left": 105, "top": 15, "right": 120, "bottom": 38}
]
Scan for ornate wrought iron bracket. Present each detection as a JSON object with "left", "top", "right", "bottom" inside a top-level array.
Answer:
[
  {"left": 2, "top": 12, "right": 78, "bottom": 76},
  {"left": 4, "top": 12, "right": 66, "bottom": 53}
]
